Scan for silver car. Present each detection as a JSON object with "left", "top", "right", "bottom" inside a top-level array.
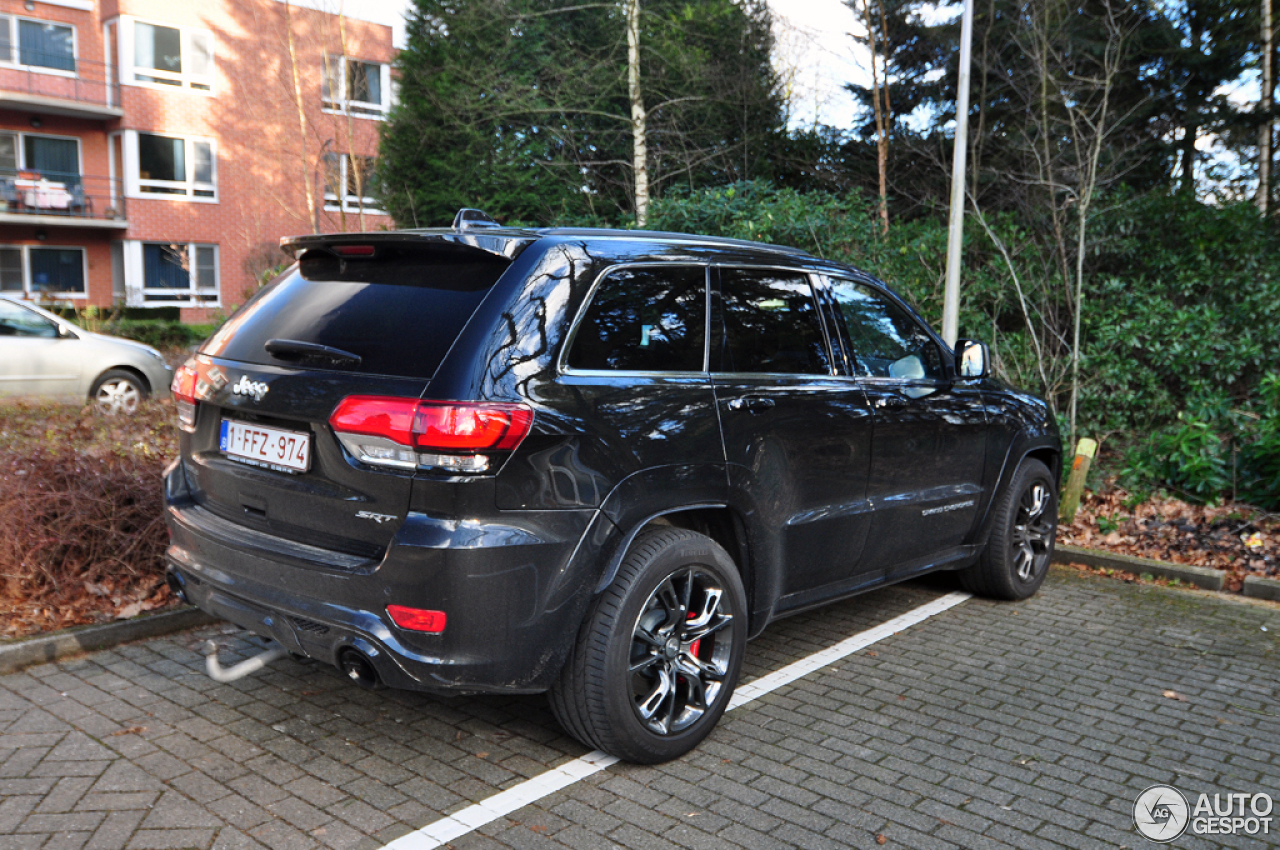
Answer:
[{"left": 0, "top": 296, "right": 173, "bottom": 414}]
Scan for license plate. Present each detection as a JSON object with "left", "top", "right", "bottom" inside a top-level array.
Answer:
[{"left": 219, "top": 419, "right": 311, "bottom": 474}]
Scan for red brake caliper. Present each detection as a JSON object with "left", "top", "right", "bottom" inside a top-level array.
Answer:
[{"left": 687, "top": 611, "right": 701, "bottom": 658}]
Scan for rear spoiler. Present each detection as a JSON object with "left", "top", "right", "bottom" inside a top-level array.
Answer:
[{"left": 280, "top": 228, "right": 539, "bottom": 262}]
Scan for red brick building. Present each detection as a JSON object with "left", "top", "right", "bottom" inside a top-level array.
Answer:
[{"left": 0, "top": 0, "right": 398, "bottom": 320}]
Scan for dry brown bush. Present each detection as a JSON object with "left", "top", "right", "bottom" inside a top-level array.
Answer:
[{"left": 0, "top": 400, "right": 179, "bottom": 638}]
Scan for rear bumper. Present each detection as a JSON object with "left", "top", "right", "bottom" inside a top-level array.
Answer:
[{"left": 164, "top": 473, "right": 602, "bottom": 694}]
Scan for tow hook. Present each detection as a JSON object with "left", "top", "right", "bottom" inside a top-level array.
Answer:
[{"left": 204, "top": 640, "right": 287, "bottom": 683}]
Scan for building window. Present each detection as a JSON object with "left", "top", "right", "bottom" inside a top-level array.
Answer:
[
  {"left": 0, "top": 131, "right": 82, "bottom": 182},
  {"left": 124, "top": 17, "right": 213, "bottom": 91},
  {"left": 135, "top": 132, "right": 215, "bottom": 199},
  {"left": 323, "top": 153, "right": 383, "bottom": 214},
  {"left": 0, "top": 17, "right": 76, "bottom": 73},
  {"left": 142, "top": 242, "right": 218, "bottom": 303},
  {"left": 322, "top": 55, "right": 389, "bottom": 117},
  {"left": 0, "top": 245, "right": 87, "bottom": 297}
]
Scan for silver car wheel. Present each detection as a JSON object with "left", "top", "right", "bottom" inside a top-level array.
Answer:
[{"left": 94, "top": 376, "right": 143, "bottom": 415}]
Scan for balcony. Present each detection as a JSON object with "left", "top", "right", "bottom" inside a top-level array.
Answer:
[
  {"left": 0, "top": 172, "right": 126, "bottom": 228},
  {"left": 0, "top": 56, "right": 122, "bottom": 120}
]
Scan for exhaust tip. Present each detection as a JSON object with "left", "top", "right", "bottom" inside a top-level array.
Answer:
[
  {"left": 338, "top": 649, "right": 382, "bottom": 690},
  {"left": 165, "top": 568, "right": 188, "bottom": 605}
]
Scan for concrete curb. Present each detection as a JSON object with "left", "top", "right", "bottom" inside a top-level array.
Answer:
[
  {"left": 0, "top": 607, "right": 218, "bottom": 675},
  {"left": 1052, "top": 543, "right": 1226, "bottom": 591},
  {"left": 1242, "top": 574, "right": 1280, "bottom": 602}
]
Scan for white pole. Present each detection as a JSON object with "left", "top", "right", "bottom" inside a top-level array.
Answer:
[{"left": 942, "top": 0, "right": 975, "bottom": 347}]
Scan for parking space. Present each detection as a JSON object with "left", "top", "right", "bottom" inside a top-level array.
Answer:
[{"left": 2, "top": 569, "right": 1277, "bottom": 850}]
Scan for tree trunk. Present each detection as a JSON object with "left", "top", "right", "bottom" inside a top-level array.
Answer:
[
  {"left": 627, "top": 0, "right": 649, "bottom": 227},
  {"left": 284, "top": 2, "right": 317, "bottom": 234},
  {"left": 1260, "top": 0, "right": 1274, "bottom": 215},
  {"left": 861, "top": 0, "right": 891, "bottom": 234}
]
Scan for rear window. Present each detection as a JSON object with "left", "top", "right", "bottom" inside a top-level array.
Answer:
[{"left": 201, "top": 246, "right": 509, "bottom": 379}]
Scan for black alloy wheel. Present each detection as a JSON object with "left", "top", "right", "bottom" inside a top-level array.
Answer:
[
  {"left": 549, "top": 527, "right": 747, "bottom": 764},
  {"left": 628, "top": 565, "right": 735, "bottom": 736},
  {"left": 960, "top": 458, "right": 1057, "bottom": 600}
]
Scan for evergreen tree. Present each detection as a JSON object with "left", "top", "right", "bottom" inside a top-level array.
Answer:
[{"left": 379, "top": 0, "right": 785, "bottom": 227}]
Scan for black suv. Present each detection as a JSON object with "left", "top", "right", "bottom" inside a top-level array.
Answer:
[{"left": 164, "top": 212, "right": 1060, "bottom": 763}]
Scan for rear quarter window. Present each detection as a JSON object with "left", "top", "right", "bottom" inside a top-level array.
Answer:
[
  {"left": 201, "top": 247, "right": 509, "bottom": 380},
  {"left": 567, "top": 265, "right": 707, "bottom": 372}
]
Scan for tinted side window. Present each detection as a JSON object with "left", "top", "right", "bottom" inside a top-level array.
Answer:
[
  {"left": 568, "top": 265, "right": 706, "bottom": 372},
  {"left": 828, "top": 278, "right": 943, "bottom": 380},
  {"left": 718, "top": 268, "right": 830, "bottom": 375}
]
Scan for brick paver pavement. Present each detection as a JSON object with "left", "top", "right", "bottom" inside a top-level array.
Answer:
[{"left": 1, "top": 568, "right": 1277, "bottom": 850}]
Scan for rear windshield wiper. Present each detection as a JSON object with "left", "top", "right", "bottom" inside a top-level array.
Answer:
[{"left": 265, "top": 339, "right": 362, "bottom": 367}]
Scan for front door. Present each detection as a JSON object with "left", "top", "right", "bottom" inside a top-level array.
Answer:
[
  {"left": 823, "top": 277, "right": 988, "bottom": 577},
  {"left": 0, "top": 299, "right": 80, "bottom": 398}
]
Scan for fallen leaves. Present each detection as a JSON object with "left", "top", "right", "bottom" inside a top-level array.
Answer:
[
  {"left": 1059, "top": 488, "right": 1278, "bottom": 593},
  {"left": 108, "top": 725, "right": 147, "bottom": 737}
]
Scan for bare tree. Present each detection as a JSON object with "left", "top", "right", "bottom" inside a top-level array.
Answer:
[{"left": 965, "top": 0, "right": 1139, "bottom": 444}]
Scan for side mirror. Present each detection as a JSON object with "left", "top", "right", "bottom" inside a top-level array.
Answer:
[
  {"left": 956, "top": 339, "right": 989, "bottom": 379},
  {"left": 58, "top": 324, "right": 78, "bottom": 339}
]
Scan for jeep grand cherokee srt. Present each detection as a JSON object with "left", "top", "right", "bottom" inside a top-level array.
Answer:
[{"left": 164, "top": 211, "right": 1060, "bottom": 763}]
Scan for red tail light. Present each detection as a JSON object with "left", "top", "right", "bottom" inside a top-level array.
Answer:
[
  {"left": 172, "top": 363, "right": 197, "bottom": 402},
  {"left": 329, "top": 396, "right": 533, "bottom": 472},
  {"left": 329, "top": 396, "right": 418, "bottom": 444},
  {"left": 413, "top": 404, "right": 534, "bottom": 451},
  {"left": 386, "top": 605, "right": 447, "bottom": 633},
  {"left": 172, "top": 363, "right": 198, "bottom": 431}
]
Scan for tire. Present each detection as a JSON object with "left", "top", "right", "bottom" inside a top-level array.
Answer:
[
  {"left": 90, "top": 369, "right": 148, "bottom": 415},
  {"left": 960, "top": 458, "right": 1057, "bottom": 600},
  {"left": 549, "top": 527, "right": 747, "bottom": 764}
]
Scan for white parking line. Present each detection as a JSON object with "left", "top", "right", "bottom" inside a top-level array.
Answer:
[{"left": 380, "top": 590, "right": 972, "bottom": 850}]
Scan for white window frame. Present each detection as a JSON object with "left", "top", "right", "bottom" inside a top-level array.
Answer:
[
  {"left": 323, "top": 152, "right": 385, "bottom": 215},
  {"left": 122, "top": 130, "right": 217, "bottom": 203},
  {"left": 121, "top": 240, "right": 219, "bottom": 307},
  {"left": 0, "top": 14, "right": 78, "bottom": 78},
  {"left": 0, "top": 244, "right": 89, "bottom": 299},
  {"left": 0, "top": 130, "right": 84, "bottom": 179},
  {"left": 115, "top": 15, "right": 214, "bottom": 94},
  {"left": 321, "top": 54, "right": 391, "bottom": 119},
  {"left": 0, "top": 15, "right": 78, "bottom": 78}
]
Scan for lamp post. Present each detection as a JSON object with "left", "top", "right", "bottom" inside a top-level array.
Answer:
[{"left": 941, "top": 0, "right": 975, "bottom": 347}]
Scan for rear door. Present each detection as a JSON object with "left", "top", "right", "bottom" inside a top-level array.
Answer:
[
  {"left": 181, "top": 244, "right": 509, "bottom": 560},
  {"left": 823, "top": 277, "right": 988, "bottom": 577},
  {"left": 711, "top": 267, "right": 876, "bottom": 606}
]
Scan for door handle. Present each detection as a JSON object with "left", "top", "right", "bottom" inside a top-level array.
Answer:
[
  {"left": 727, "top": 397, "right": 776, "bottom": 414},
  {"left": 874, "top": 395, "right": 908, "bottom": 411}
]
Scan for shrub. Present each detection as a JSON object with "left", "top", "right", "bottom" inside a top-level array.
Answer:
[
  {"left": 0, "top": 401, "right": 178, "bottom": 636},
  {"left": 1122, "top": 374, "right": 1280, "bottom": 509}
]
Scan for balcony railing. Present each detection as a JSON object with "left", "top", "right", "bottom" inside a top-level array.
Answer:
[
  {"left": 0, "top": 172, "right": 126, "bottom": 226},
  {"left": 0, "top": 55, "right": 122, "bottom": 118}
]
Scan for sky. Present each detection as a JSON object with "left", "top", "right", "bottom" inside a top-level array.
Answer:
[{"left": 767, "top": 0, "right": 867, "bottom": 129}]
